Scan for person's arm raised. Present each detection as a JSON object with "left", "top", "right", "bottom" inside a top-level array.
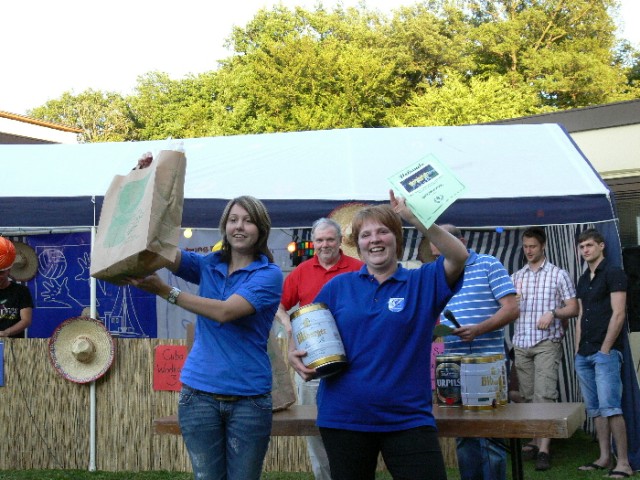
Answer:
[{"left": 389, "top": 190, "right": 467, "bottom": 286}]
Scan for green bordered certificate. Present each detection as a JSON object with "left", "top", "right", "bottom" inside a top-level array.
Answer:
[{"left": 388, "top": 154, "right": 466, "bottom": 228}]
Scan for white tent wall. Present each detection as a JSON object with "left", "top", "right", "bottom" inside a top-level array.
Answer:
[{"left": 0, "top": 124, "right": 615, "bottom": 231}]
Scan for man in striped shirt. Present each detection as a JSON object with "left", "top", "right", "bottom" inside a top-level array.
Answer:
[
  {"left": 511, "top": 226, "right": 578, "bottom": 471},
  {"left": 432, "top": 224, "right": 519, "bottom": 480}
]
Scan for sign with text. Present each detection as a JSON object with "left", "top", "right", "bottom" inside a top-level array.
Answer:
[
  {"left": 153, "top": 345, "right": 187, "bottom": 391},
  {"left": 388, "top": 154, "right": 466, "bottom": 228}
]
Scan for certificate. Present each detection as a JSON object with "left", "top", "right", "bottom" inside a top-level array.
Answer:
[{"left": 388, "top": 154, "right": 465, "bottom": 228}]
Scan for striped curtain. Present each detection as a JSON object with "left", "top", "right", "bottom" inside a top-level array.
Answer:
[{"left": 402, "top": 224, "right": 594, "bottom": 406}]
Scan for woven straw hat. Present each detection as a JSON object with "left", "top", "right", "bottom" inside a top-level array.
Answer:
[
  {"left": 10, "top": 241, "right": 38, "bottom": 281},
  {"left": 328, "top": 202, "right": 370, "bottom": 259},
  {"left": 49, "top": 317, "right": 116, "bottom": 384}
]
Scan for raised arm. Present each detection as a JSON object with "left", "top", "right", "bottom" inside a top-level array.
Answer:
[{"left": 389, "top": 190, "right": 467, "bottom": 285}]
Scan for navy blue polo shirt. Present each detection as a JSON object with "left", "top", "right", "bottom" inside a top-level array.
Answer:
[
  {"left": 576, "top": 258, "right": 627, "bottom": 355},
  {"left": 314, "top": 257, "right": 461, "bottom": 432}
]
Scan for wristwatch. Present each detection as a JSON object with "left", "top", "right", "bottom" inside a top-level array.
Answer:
[
  {"left": 167, "top": 287, "right": 181, "bottom": 305},
  {"left": 551, "top": 308, "right": 557, "bottom": 317}
]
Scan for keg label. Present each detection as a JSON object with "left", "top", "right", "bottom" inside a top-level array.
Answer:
[{"left": 436, "top": 355, "right": 462, "bottom": 406}]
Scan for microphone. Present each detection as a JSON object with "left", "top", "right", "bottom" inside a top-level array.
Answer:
[{"left": 443, "top": 309, "right": 461, "bottom": 329}]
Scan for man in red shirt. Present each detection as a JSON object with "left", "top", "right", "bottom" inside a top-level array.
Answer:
[{"left": 276, "top": 217, "right": 362, "bottom": 480}]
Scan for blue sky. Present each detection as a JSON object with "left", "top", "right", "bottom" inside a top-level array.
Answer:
[{"left": 2, "top": 0, "right": 638, "bottom": 116}]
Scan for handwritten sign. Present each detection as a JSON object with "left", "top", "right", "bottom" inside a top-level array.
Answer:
[
  {"left": 388, "top": 154, "right": 466, "bottom": 228},
  {"left": 153, "top": 345, "right": 187, "bottom": 391}
]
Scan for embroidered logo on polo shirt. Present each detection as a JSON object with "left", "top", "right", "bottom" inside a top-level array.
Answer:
[{"left": 388, "top": 298, "right": 405, "bottom": 312}]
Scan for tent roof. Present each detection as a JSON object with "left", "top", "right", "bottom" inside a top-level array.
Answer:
[{"left": 1, "top": 124, "right": 613, "bottom": 229}]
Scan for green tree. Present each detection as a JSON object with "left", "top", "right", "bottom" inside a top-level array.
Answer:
[
  {"left": 26, "top": 1, "right": 640, "bottom": 141},
  {"left": 210, "top": 5, "right": 406, "bottom": 134},
  {"left": 463, "top": 0, "right": 636, "bottom": 108},
  {"left": 389, "top": 70, "right": 548, "bottom": 126},
  {"left": 28, "top": 90, "right": 136, "bottom": 143},
  {"left": 129, "top": 71, "right": 219, "bottom": 140},
  {"left": 383, "top": 1, "right": 474, "bottom": 90}
]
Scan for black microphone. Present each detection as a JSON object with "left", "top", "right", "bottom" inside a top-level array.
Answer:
[{"left": 443, "top": 309, "right": 461, "bottom": 329}]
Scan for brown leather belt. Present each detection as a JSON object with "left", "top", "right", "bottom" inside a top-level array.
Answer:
[
  {"left": 188, "top": 386, "right": 268, "bottom": 402},
  {"left": 212, "top": 394, "right": 244, "bottom": 402},
  {"left": 209, "top": 392, "right": 268, "bottom": 402}
]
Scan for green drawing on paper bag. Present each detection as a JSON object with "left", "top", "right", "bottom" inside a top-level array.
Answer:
[{"left": 103, "top": 174, "right": 151, "bottom": 248}]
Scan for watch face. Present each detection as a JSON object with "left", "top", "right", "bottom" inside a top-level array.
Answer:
[{"left": 168, "top": 288, "right": 180, "bottom": 304}]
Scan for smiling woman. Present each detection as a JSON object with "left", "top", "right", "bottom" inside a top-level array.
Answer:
[
  {"left": 124, "top": 154, "right": 283, "bottom": 480},
  {"left": 287, "top": 190, "right": 468, "bottom": 480}
]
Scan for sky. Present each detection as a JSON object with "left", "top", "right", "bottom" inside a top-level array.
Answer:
[{"left": 2, "top": 0, "right": 639, "bottom": 116}]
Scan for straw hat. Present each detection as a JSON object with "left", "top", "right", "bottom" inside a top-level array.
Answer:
[
  {"left": 48, "top": 317, "right": 116, "bottom": 384},
  {"left": 328, "top": 202, "right": 369, "bottom": 259},
  {"left": 0, "top": 237, "right": 16, "bottom": 270},
  {"left": 9, "top": 241, "right": 38, "bottom": 281}
]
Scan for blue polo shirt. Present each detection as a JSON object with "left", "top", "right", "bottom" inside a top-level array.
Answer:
[
  {"left": 442, "top": 250, "right": 516, "bottom": 354},
  {"left": 177, "top": 250, "right": 283, "bottom": 395},
  {"left": 314, "top": 257, "right": 461, "bottom": 432}
]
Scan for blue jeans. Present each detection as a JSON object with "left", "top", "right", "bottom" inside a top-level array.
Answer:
[
  {"left": 456, "top": 437, "right": 507, "bottom": 480},
  {"left": 575, "top": 350, "right": 623, "bottom": 417},
  {"left": 178, "top": 385, "right": 272, "bottom": 480}
]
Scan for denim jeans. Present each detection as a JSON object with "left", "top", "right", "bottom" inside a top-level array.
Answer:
[
  {"left": 178, "top": 385, "right": 272, "bottom": 480},
  {"left": 456, "top": 437, "right": 507, "bottom": 480},
  {"left": 575, "top": 350, "right": 623, "bottom": 417}
]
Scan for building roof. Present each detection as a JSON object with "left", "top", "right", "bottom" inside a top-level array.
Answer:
[
  {"left": 487, "top": 99, "right": 640, "bottom": 132},
  {"left": 0, "top": 110, "right": 82, "bottom": 144}
]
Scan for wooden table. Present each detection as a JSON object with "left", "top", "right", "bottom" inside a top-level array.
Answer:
[{"left": 154, "top": 402, "right": 585, "bottom": 480}]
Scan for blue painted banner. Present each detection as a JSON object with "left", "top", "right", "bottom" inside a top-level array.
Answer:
[{"left": 26, "top": 232, "right": 157, "bottom": 338}]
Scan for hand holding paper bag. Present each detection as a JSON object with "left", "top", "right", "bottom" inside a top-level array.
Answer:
[{"left": 90, "top": 149, "right": 186, "bottom": 285}]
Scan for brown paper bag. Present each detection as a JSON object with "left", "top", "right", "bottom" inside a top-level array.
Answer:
[
  {"left": 90, "top": 150, "right": 186, "bottom": 285},
  {"left": 268, "top": 330, "right": 297, "bottom": 411}
]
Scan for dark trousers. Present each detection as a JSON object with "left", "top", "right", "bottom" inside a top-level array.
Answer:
[{"left": 320, "top": 425, "right": 447, "bottom": 480}]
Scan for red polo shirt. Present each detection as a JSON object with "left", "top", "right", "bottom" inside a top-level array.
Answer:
[{"left": 281, "top": 251, "right": 363, "bottom": 310}]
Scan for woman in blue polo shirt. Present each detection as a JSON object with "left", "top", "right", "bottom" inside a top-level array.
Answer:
[
  {"left": 289, "top": 190, "right": 468, "bottom": 480},
  {"left": 128, "top": 193, "right": 282, "bottom": 480}
]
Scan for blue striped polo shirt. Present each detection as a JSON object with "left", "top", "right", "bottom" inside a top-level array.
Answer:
[{"left": 442, "top": 250, "right": 516, "bottom": 354}]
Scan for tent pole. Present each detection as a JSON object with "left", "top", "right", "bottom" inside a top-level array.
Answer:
[
  {"left": 89, "top": 202, "right": 97, "bottom": 471},
  {"left": 89, "top": 381, "right": 96, "bottom": 471}
]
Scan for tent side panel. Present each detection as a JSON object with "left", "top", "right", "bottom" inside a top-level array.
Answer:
[
  {"left": 0, "top": 196, "right": 96, "bottom": 229},
  {"left": 440, "top": 195, "right": 616, "bottom": 228}
]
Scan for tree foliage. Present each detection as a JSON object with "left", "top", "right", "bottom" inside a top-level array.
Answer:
[
  {"left": 28, "top": 90, "right": 136, "bottom": 143},
  {"left": 210, "top": 5, "right": 406, "bottom": 133},
  {"left": 389, "top": 70, "right": 550, "bottom": 126},
  {"left": 26, "top": 0, "right": 640, "bottom": 142}
]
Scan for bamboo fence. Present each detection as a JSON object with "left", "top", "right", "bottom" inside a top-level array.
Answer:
[{"left": 0, "top": 337, "right": 456, "bottom": 473}]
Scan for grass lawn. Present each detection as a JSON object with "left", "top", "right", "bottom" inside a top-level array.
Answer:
[{"left": 0, "top": 429, "right": 603, "bottom": 479}]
